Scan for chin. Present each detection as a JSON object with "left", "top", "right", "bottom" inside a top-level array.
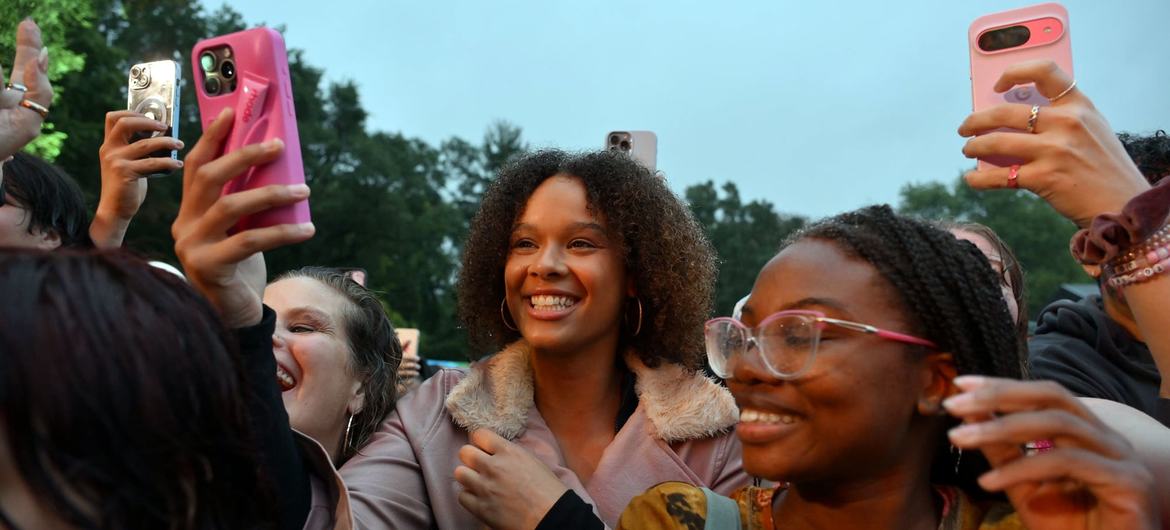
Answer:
[{"left": 741, "top": 444, "right": 805, "bottom": 483}]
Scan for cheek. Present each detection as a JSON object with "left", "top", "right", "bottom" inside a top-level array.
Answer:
[
  {"left": 1002, "top": 285, "right": 1020, "bottom": 323},
  {"left": 291, "top": 337, "right": 354, "bottom": 390}
]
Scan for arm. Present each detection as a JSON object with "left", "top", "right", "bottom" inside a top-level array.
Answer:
[
  {"left": 89, "top": 111, "right": 183, "bottom": 248},
  {"left": 1081, "top": 398, "right": 1170, "bottom": 530},
  {"left": 171, "top": 107, "right": 316, "bottom": 529},
  {"left": 1121, "top": 277, "right": 1170, "bottom": 397}
]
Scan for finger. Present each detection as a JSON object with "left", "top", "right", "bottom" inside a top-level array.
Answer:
[
  {"left": 109, "top": 116, "right": 169, "bottom": 145},
  {"left": 456, "top": 489, "right": 485, "bottom": 517},
  {"left": 468, "top": 428, "right": 508, "bottom": 455},
  {"left": 123, "top": 156, "right": 184, "bottom": 176},
  {"left": 948, "top": 409, "right": 1128, "bottom": 459},
  {"left": 103, "top": 110, "right": 139, "bottom": 137},
  {"left": 188, "top": 138, "right": 283, "bottom": 210},
  {"left": 117, "top": 135, "right": 184, "bottom": 160},
  {"left": 943, "top": 377, "right": 1096, "bottom": 424},
  {"left": 0, "top": 64, "right": 18, "bottom": 110},
  {"left": 961, "top": 132, "right": 1042, "bottom": 163},
  {"left": 458, "top": 443, "right": 490, "bottom": 470},
  {"left": 14, "top": 19, "right": 50, "bottom": 108},
  {"left": 958, "top": 104, "right": 1033, "bottom": 137},
  {"left": 992, "top": 60, "right": 1081, "bottom": 105},
  {"left": 201, "top": 184, "right": 309, "bottom": 235},
  {"left": 977, "top": 447, "right": 1146, "bottom": 493},
  {"left": 204, "top": 222, "right": 315, "bottom": 265},
  {"left": 182, "top": 107, "right": 235, "bottom": 191}
]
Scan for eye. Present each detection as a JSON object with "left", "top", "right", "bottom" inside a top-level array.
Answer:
[
  {"left": 511, "top": 238, "right": 537, "bottom": 249},
  {"left": 290, "top": 324, "right": 316, "bottom": 333},
  {"left": 569, "top": 239, "right": 597, "bottom": 249}
]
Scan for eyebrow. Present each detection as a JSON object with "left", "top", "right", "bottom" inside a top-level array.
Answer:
[
  {"left": 740, "top": 296, "right": 851, "bottom": 320},
  {"left": 285, "top": 306, "right": 335, "bottom": 325},
  {"left": 511, "top": 221, "right": 608, "bottom": 235}
]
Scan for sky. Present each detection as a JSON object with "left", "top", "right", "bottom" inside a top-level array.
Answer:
[{"left": 199, "top": 0, "right": 1169, "bottom": 219}]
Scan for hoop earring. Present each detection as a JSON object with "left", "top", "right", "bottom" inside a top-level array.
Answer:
[
  {"left": 950, "top": 444, "right": 963, "bottom": 475},
  {"left": 343, "top": 414, "right": 354, "bottom": 454},
  {"left": 500, "top": 299, "right": 518, "bottom": 331},
  {"left": 626, "top": 297, "right": 643, "bottom": 337}
]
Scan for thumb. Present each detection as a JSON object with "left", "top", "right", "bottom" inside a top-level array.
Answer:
[{"left": 469, "top": 428, "right": 508, "bottom": 455}]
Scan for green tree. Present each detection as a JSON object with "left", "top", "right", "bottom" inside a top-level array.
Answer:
[
  {"left": 686, "top": 181, "right": 806, "bottom": 316},
  {"left": 898, "top": 175, "right": 1086, "bottom": 316}
]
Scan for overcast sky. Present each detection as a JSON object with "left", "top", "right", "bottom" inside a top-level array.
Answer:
[{"left": 199, "top": 0, "right": 1169, "bottom": 218}]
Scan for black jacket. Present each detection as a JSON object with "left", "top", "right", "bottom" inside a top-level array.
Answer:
[{"left": 1028, "top": 295, "right": 1170, "bottom": 427}]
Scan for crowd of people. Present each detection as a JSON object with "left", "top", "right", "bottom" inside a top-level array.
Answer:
[{"left": 1, "top": 15, "right": 1167, "bottom": 530}]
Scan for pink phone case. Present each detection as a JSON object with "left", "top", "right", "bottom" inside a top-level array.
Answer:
[
  {"left": 969, "top": 3, "right": 1073, "bottom": 169},
  {"left": 191, "top": 27, "right": 309, "bottom": 232}
]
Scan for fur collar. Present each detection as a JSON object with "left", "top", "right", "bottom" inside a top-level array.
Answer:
[{"left": 445, "top": 340, "right": 738, "bottom": 443}]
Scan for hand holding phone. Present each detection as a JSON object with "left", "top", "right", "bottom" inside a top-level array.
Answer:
[
  {"left": 968, "top": 3, "right": 1073, "bottom": 169},
  {"left": 127, "top": 60, "right": 181, "bottom": 162},
  {"left": 191, "top": 27, "right": 309, "bottom": 233}
]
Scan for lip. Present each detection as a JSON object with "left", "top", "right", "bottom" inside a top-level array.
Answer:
[
  {"left": 274, "top": 358, "right": 299, "bottom": 392},
  {"left": 736, "top": 420, "right": 800, "bottom": 444}
]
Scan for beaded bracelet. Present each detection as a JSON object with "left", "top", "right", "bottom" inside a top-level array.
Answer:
[
  {"left": 1108, "top": 222, "right": 1170, "bottom": 272},
  {"left": 1108, "top": 255, "right": 1170, "bottom": 289}
]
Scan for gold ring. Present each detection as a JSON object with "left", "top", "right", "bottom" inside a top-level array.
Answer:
[
  {"left": 18, "top": 98, "right": 48, "bottom": 119},
  {"left": 5, "top": 82, "right": 27, "bottom": 92},
  {"left": 1050, "top": 79, "right": 1077, "bottom": 102},
  {"left": 1026, "top": 105, "right": 1040, "bottom": 133}
]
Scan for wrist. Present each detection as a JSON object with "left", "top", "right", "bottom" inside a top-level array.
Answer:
[{"left": 89, "top": 210, "right": 132, "bottom": 249}]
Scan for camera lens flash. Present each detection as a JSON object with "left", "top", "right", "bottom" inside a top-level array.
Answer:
[{"left": 1043, "top": 26, "right": 1052, "bottom": 33}]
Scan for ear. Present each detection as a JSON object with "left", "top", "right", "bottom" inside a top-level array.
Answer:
[
  {"left": 347, "top": 381, "right": 366, "bottom": 417},
  {"left": 33, "top": 227, "right": 61, "bottom": 250},
  {"left": 917, "top": 352, "right": 958, "bottom": 416}
]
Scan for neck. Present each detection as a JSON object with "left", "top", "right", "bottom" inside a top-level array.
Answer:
[
  {"left": 776, "top": 474, "right": 940, "bottom": 530},
  {"left": 530, "top": 334, "right": 624, "bottom": 430}
]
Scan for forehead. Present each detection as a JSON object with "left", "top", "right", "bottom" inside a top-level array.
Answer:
[
  {"left": 264, "top": 276, "right": 350, "bottom": 318},
  {"left": 744, "top": 239, "right": 902, "bottom": 323},
  {"left": 951, "top": 229, "right": 999, "bottom": 260},
  {"left": 516, "top": 175, "right": 599, "bottom": 226}
]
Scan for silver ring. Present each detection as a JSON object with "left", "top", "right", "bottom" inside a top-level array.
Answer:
[
  {"left": 1050, "top": 79, "right": 1077, "bottom": 103},
  {"left": 5, "top": 82, "right": 27, "bottom": 92},
  {"left": 1026, "top": 105, "right": 1040, "bottom": 134}
]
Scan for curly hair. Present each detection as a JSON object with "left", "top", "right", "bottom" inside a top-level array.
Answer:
[
  {"left": 457, "top": 149, "right": 717, "bottom": 370},
  {"left": 785, "top": 205, "right": 1023, "bottom": 497},
  {"left": 1118, "top": 130, "right": 1169, "bottom": 186},
  {"left": 274, "top": 267, "right": 401, "bottom": 463}
]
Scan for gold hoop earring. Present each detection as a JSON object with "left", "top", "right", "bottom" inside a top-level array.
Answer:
[
  {"left": 500, "top": 298, "right": 519, "bottom": 331},
  {"left": 627, "top": 297, "right": 643, "bottom": 337}
]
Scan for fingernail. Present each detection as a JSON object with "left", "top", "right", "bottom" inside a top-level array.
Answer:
[
  {"left": 953, "top": 375, "right": 986, "bottom": 390},
  {"left": 175, "top": 160, "right": 184, "bottom": 167},
  {"left": 266, "top": 138, "right": 284, "bottom": 150},
  {"left": 947, "top": 424, "right": 980, "bottom": 444},
  {"left": 297, "top": 222, "right": 315, "bottom": 235},
  {"left": 288, "top": 184, "right": 310, "bottom": 198},
  {"left": 174, "top": 140, "right": 185, "bottom": 149},
  {"left": 977, "top": 470, "right": 1002, "bottom": 490},
  {"left": 942, "top": 393, "right": 974, "bottom": 412},
  {"left": 218, "top": 107, "right": 232, "bottom": 119}
]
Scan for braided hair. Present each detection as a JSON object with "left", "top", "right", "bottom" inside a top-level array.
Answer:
[{"left": 783, "top": 205, "right": 1024, "bottom": 495}]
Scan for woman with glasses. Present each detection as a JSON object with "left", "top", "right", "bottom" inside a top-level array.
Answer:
[{"left": 619, "top": 205, "right": 1156, "bottom": 530}]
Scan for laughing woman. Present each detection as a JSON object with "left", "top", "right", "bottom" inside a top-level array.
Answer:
[{"left": 171, "top": 132, "right": 748, "bottom": 528}]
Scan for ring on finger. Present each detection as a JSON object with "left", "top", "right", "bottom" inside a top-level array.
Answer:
[
  {"left": 1050, "top": 79, "right": 1077, "bottom": 102},
  {"left": 18, "top": 98, "right": 48, "bottom": 119},
  {"left": 5, "top": 82, "right": 27, "bottom": 92},
  {"left": 1026, "top": 105, "right": 1040, "bottom": 134},
  {"left": 1007, "top": 164, "right": 1021, "bottom": 189}
]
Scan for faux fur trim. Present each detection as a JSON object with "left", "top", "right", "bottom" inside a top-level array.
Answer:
[{"left": 444, "top": 340, "right": 738, "bottom": 443}]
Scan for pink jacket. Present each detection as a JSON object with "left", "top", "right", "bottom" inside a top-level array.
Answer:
[{"left": 309, "top": 340, "right": 747, "bottom": 529}]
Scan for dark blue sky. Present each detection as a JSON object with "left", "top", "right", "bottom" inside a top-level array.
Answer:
[{"left": 200, "top": 0, "right": 1170, "bottom": 218}]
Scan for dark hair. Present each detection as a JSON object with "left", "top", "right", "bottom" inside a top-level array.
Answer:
[
  {"left": 1, "top": 152, "right": 89, "bottom": 248},
  {"left": 1118, "top": 130, "right": 1169, "bottom": 186},
  {"left": 784, "top": 205, "right": 1023, "bottom": 495},
  {"left": 937, "top": 221, "right": 1027, "bottom": 345},
  {"left": 457, "top": 150, "right": 717, "bottom": 369},
  {"left": 274, "top": 267, "right": 401, "bottom": 462},
  {"left": 0, "top": 249, "right": 274, "bottom": 528}
]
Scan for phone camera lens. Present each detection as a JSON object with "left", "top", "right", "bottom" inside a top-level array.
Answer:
[
  {"left": 220, "top": 60, "right": 235, "bottom": 79},
  {"left": 204, "top": 76, "right": 221, "bottom": 95},
  {"left": 619, "top": 140, "right": 631, "bottom": 151},
  {"left": 609, "top": 134, "right": 621, "bottom": 145},
  {"left": 200, "top": 52, "right": 218, "bottom": 72}
]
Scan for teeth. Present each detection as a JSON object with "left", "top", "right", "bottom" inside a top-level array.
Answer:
[
  {"left": 530, "top": 295, "right": 577, "bottom": 310},
  {"left": 739, "top": 408, "right": 795, "bottom": 425},
  {"left": 276, "top": 366, "right": 296, "bottom": 390}
]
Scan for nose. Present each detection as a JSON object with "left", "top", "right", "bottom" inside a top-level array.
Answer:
[
  {"left": 729, "top": 341, "right": 778, "bottom": 385},
  {"left": 530, "top": 244, "right": 567, "bottom": 279},
  {"left": 272, "top": 330, "right": 288, "bottom": 351}
]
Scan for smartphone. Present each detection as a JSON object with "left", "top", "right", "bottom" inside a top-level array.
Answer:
[
  {"left": 969, "top": 3, "right": 1073, "bottom": 169},
  {"left": 191, "top": 27, "right": 309, "bottom": 232},
  {"left": 605, "top": 130, "right": 657, "bottom": 172},
  {"left": 127, "top": 60, "right": 181, "bottom": 163}
]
